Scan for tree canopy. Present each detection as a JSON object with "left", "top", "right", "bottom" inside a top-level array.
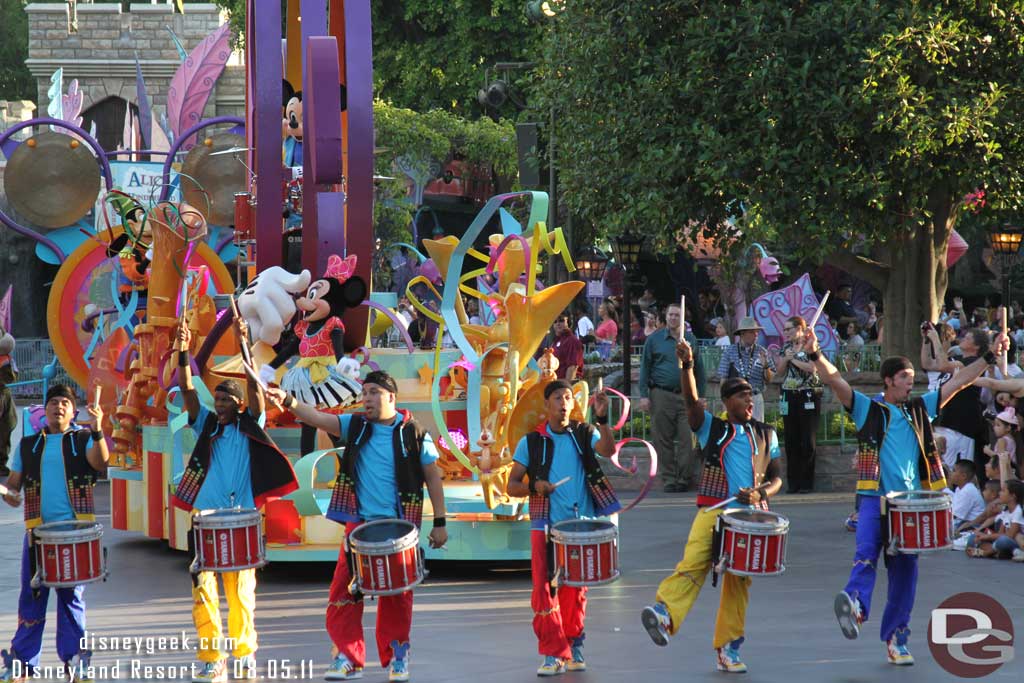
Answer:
[
  {"left": 535, "top": 1, "right": 1024, "bottom": 353},
  {"left": 0, "top": 0, "right": 34, "bottom": 102}
]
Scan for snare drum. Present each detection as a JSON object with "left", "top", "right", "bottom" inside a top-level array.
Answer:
[
  {"left": 550, "top": 519, "right": 620, "bottom": 587},
  {"left": 714, "top": 509, "right": 789, "bottom": 577},
  {"left": 192, "top": 508, "right": 266, "bottom": 572},
  {"left": 32, "top": 521, "right": 107, "bottom": 588},
  {"left": 348, "top": 519, "right": 425, "bottom": 596},
  {"left": 885, "top": 490, "right": 953, "bottom": 553}
]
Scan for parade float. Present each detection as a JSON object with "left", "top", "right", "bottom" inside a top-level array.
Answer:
[{"left": 1, "top": 1, "right": 656, "bottom": 562}]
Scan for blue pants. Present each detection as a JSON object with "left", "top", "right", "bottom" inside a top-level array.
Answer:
[
  {"left": 843, "top": 496, "right": 917, "bottom": 643},
  {"left": 8, "top": 533, "right": 87, "bottom": 670}
]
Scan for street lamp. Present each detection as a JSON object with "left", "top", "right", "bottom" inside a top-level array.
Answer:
[
  {"left": 573, "top": 245, "right": 609, "bottom": 282},
  {"left": 611, "top": 232, "right": 645, "bottom": 397},
  {"left": 989, "top": 224, "right": 1024, "bottom": 318}
]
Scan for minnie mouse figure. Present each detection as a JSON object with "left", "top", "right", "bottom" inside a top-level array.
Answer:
[{"left": 259, "top": 254, "right": 367, "bottom": 454}]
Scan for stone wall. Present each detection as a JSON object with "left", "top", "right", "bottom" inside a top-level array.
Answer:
[{"left": 25, "top": 3, "right": 244, "bottom": 126}]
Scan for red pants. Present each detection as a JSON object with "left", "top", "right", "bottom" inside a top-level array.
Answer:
[
  {"left": 326, "top": 522, "right": 413, "bottom": 668},
  {"left": 531, "top": 529, "right": 587, "bottom": 659}
]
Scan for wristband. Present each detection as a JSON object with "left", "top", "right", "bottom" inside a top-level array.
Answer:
[
  {"left": 984, "top": 350, "right": 998, "bottom": 366},
  {"left": 681, "top": 360, "right": 694, "bottom": 370},
  {"left": 178, "top": 351, "right": 189, "bottom": 367},
  {"left": 285, "top": 395, "right": 297, "bottom": 410},
  {"left": 432, "top": 517, "right": 446, "bottom": 528},
  {"left": 594, "top": 414, "right": 609, "bottom": 426},
  {"left": 91, "top": 430, "right": 103, "bottom": 441},
  {"left": 806, "top": 351, "right": 820, "bottom": 361}
]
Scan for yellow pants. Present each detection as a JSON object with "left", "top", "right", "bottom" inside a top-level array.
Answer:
[
  {"left": 192, "top": 569, "right": 257, "bottom": 663},
  {"left": 655, "top": 508, "right": 750, "bottom": 649}
]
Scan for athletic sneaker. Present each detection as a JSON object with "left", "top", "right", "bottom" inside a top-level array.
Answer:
[
  {"left": 641, "top": 603, "right": 672, "bottom": 647},
  {"left": 887, "top": 630, "right": 914, "bottom": 665},
  {"left": 834, "top": 591, "right": 863, "bottom": 640},
  {"left": 0, "top": 650, "right": 21, "bottom": 683},
  {"left": 844, "top": 514, "right": 857, "bottom": 532},
  {"left": 192, "top": 660, "right": 227, "bottom": 683},
  {"left": 324, "top": 654, "right": 363, "bottom": 680},
  {"left": 716, "top": 637, "right": 748, "bottom": 673},
  {"left": 388, "top": 657, "right": 409, "bottom": 682},
  {"left": 65, "top": 652, "right": 94, "bottom": 683},
  {"left": 1012, "top": 548, "right": 1024, "bottom": 562},
  {"left": 567, "top": 636, "right": 586, "bottom": 672},
  {"left": 536, "top": 656, "right": 566, "bottom": 677}
]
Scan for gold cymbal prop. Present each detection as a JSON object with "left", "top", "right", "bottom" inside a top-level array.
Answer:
[
  {"left": 179, "top": 132, "right": 248, "bottom": 226},
  {"left": 4, "top": 131, "right": 101, "bottom": 228}
]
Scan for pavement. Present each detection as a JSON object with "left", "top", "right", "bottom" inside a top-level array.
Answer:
[{"left": 0, "top": 484, "right": 1022, "bottom": 683}]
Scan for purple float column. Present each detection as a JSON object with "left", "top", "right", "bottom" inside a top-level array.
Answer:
[
  {"left": 300, "top": 0, "right": 329, "bottom": 275},
  {"left": 247, "top": 0, "right": 283, "bottom": 270},
  {"left": 340, "top": 0, "right": 375, "bottom": 348}
]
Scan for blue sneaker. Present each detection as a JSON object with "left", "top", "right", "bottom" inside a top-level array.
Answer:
[
  {"left": 844, "top": 513, "right": 858, "bottom": 532},
  {"left": 324, "top": 653, "right": 363, "bottom": 680},
  {"left": 716, "top": 637, "right": 747, "bottom": 673},
  {"left": 0, "top": 649, "right": 20, "bottom": 683},
  {"left": 536, "top": 656, "right": 566, "bottom": 676},
  {"left": 641, "top": 602, "right": 672, "bottom": 647},
  {"left": 887, "top": 630, "right": 914, "bottom": 666},
  {"left": 389, "top": 657, "right": 409, "bottom": 682},
  {"left": 567, "top": 635, "right": 585, "bottom": 671}
]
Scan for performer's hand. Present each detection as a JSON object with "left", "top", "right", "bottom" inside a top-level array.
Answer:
[
  {"left": 234, "top": 315, "right": 250, "bottom": 342},
  {"left": 265, "top": 387, "right": 289, "bottom": 409},
  {"left": 2, "top": 489, "right": 22, "bottom": 507},
  {"left": 736, "top": 487, "right": 763, "bottom": 505},
  {"left": 175, "top": 322, "right": 192, "bottom": 349},
  {"left": 675, "top": 339, "right": 693, "bottom": 364},
  {"left": 532, "top": 480, "right": 555, "bottom": 497},
  {"left": 992, "top": 331, "right": 1010, "bottom": 356},
  {"left": 593, "top": 390, "right": 609, "bottom": 418},
  {"left": 428, "top": 526, "right": 448, "bottom": 549},
  {"left": 85, "top": 403, "right": 103, "bottom": 430},
  {"left": 800, "top": 327, "right": 821, "bottom": 356},
  {"left": 639, "top": 398, "right": 651, "bottom": 412}
]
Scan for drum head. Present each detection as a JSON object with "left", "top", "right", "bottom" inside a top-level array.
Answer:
[
  {"left": 33, "top": 520, "right": 103, "bottom": 540},
  {"left": 886, "top": 490, "right": 951, "bottom": 508},
  {"left": 721, "top": 509, "right": 790, "bottom": 532},
  {"left": 551, "top": 519, "right": 615, "bottom": 534},
  {"left": 351, "top": 519, "right": 416, "bottom": 544},
  {"left": 194, "top": 507, "right": 261, "bottom": 526}
]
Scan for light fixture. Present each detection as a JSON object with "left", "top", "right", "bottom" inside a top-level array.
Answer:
[
  {"left": 573, "top": 245, "right": 609, "bottom": 281},
  {"left": 477, "top": 80, "right": 509, "bottom": 109},
  {"left": 611, "top": 232, "right": 644, "bottom": 268},
  {"left": 990, "top": 224, "right": 1024, "bottom": 255}
]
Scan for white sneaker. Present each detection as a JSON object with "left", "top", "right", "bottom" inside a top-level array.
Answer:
[
  {"left": 192, "top": 660, "right": 227, "bottom": 683},
  {"left": 1012, "top": 548, "right": 1024, "bottom": 562},
  {"left": 325, "top": 654, "right": 362, "bottom": 681}
]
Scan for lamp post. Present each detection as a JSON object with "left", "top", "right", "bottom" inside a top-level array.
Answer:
[
  {"left": 989, "top": 224, "right": 1024, "bottom": 325},
  {"left": 611, "top": 233, "right": 644, "bottom": 397},
  {"left": 573, "top": 245, "right": 609, "bottom": 283}
]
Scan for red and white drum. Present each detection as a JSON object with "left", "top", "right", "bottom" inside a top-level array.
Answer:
[
  {"left": 192, "top": 508, "right": 266, "bottom": 572},
  {"left": 550, "top": 519, "right": 620, "bottom": 587},
  {"left": 32, "top": 521, "right": 107, "bottom": 588},
  {"left": 348, "top": 519, "right": 425, "bottom": 596},
  {"left": 715, "top": 509, "right": 789, "bottom": 576},
  {"left": 233, "top": 192, "right": 253, "bottom": 237},
  {"left": 885, "top": 490, "right": 953, "bottom": 553}
]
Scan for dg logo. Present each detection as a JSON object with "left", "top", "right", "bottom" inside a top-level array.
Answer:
[{"left": 928, "top": 592, "right": 1014, "bottom": 678}]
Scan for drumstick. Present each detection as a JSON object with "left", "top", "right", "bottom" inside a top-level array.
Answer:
[
  {"left": 999, "top": 306, "right": 1009, "bottom": 376},
  {"left": 93, "top": 386, "right": 102, "bottom": 409},
  {"left": 680, "top": 294, "right": 686, "bottom": 331},
  {"left": 551, "top": 476, "right": 571, "bottom": 489},
  {"left": 809, "top": 291, "right": 830, "bottom": 329},
  {"left": 703, "top": 496, "right": 737, "bottom": 512},
  {"left": 176, "top": 282, "right": 190, "bottom": 352}
]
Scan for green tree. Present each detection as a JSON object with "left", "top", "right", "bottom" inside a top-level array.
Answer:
[
  {"left": 536, "top": 1, "right": 1024, "bottom": 356},
  {"left": 0, "top": 0, "right": 33, "bottom": 101},
  {"left": 213, "top": 0, "right": 540, "bottom": 117}
]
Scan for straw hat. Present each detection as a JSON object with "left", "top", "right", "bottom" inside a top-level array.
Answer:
[{"left": 734, "top": 316, "right": 762, "bottom": 334}]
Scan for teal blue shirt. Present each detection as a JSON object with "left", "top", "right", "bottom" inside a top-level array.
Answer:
[
  {"left": 10, "top": 434, "right": 76, "bottom": 523},
  {"left": 695, "top": 411, "right": 781, "bottom": 509},
  {"left": 513, "top": 429, "right": 601, "bottom": 523},
  {"left": 189, "top": 407, "right": 255, "bottom": 510},
  {"left": 850, "top": 390, "right": 940, "bottom": 496}
]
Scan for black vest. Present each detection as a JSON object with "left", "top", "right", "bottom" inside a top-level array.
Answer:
[
  {"left": 695, "top": 416, "right": 774, "bottom": 510},
  {"left": 20, "top": 429, "right": 97, "bottom": 528}
]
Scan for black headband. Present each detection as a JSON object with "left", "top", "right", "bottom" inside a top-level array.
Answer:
[
  {"left": 721, "top": 378, "right": 753, "bottom": 400},
  {"left": 363, "top": 370, "right": 398, "bottom": 394},
  {"left": 215, "top": 380, "right": 245, "bottom": 402}
]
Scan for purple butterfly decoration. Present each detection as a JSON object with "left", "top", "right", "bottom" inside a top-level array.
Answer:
[{"left": 750, "top": 272, "right": 839, "bottom": 353}]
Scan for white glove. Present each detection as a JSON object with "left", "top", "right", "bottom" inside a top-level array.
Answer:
[
  {"left": 258, "top": 364, "right": 277, "bottom": 387},
  {"left": 237, "top": 266, "right": 312, "bottom": 344},
  {"left": 336, "top": 357, "right": 361, "bottom": 380}
]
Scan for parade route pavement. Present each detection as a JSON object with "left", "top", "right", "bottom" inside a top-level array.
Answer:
[{"left": 1, "top": 484, "right": 1021, "bottom": 682}]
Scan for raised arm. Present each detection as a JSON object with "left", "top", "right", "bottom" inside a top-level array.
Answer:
[
  {"left": 591, "top": 391, "right": 616, "bottom": 457},
  {"left": 265, "top": 388, "right": 343, "bottom": 436},
  {"left": 802, "top": 328, "right": 853, "bottom": 410},
  {"left": 676, "top": 338, "right": 707, "bottom": 432},
  {"left": 84, "top": 401, "right": 110, "bottom": 472},
  {"left": 938, "top": 333, "right": 1007, "bottom": 408},
  {"left": 236, "top": 317, "right": 265, "bottom": 419},
  {"left": 972, "top": 375, "right": 1024, "bottom": 397},
  {"left": 175, "top": 323, "right": 201, "bottom": 422}
]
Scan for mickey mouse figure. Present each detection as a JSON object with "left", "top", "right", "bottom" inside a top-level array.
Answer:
[
  {"left": 282, "top": 82, "right": 303, "bottom": 168},
  {"left": 260, "top": 254, "right": 367, "bottom": 454}
]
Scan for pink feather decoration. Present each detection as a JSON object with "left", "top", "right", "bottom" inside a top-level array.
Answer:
[
  {"left": 62, "top": 80, "right": 83, "bottom": 128},
  {"left": 166, "top": 23, "right": 232, "bottom": 149}
]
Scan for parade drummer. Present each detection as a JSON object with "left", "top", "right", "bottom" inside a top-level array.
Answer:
[
  {"left": 1, "top": 384, "right": 108, "bottom": 683},
  {"left": 641, "top": 339, "right": 783, "bottom": 674},
  {"left": 171, "top": 321, "right": 298, "bottom": 683},
  {"left": 267, "top": 370, "right": 447, "bottom": 683},
  {"left": 798, "top": 325, "right": 1005, "bottom": 665},
  {"left": 505, "top": 379, "right": 621, "bottom": 677}
]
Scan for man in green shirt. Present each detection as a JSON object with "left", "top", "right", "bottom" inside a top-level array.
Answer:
[{"left": 639, "top": 303, "right": 705, "bottom": 491}]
